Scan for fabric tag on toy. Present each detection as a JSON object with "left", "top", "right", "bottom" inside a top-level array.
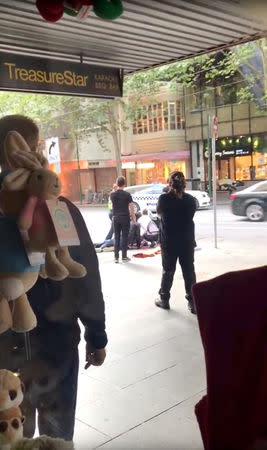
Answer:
[
  {"left": 46, "top": 200, "right": 80, "bottom": 246},
  {"left": 20, "top": 230, "right": 45, "bottom": 267}
]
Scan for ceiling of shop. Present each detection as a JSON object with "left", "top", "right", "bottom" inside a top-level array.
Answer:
[{"left": 0, "top": 0, "right": 266, "bottom": 73}]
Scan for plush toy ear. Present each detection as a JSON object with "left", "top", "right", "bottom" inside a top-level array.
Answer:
[
  {"left": 4, "top": 131, "right": 42, "bottom": 170},
  {"left": 2, "top": 168, "right": 31, "bottom": 191},
  {"left": 35, "top": 152, "right": 49, "bottom": 169}
]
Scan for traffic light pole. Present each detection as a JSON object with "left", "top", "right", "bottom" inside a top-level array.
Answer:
[
  {"left": 75, "top": 134, "right": 83, "bottom": 205},
  {"left": 207, "top": 115, "right": 212, "bottom": 198},
  {"left": 212, "top": 134, "right": 218, "bottom": 249}
]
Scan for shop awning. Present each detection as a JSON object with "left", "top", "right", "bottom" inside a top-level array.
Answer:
[
  {"left": 0, "top": 1, "right": 265, "bottom": 74},
  {"left": 122, "top": 151, "right": 190, "bottom": 162}
]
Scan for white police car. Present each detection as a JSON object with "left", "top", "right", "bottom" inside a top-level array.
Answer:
[
  {"left": 108, "top": 183, "right": 210, "bottom": 217},
  {"left": 129, "top": 183, "right": 211, "bottom": 216}
]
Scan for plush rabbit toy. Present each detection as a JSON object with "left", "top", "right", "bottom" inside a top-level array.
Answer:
[{"left": 0, "top": 131, "right": 86, "bottom": 334}]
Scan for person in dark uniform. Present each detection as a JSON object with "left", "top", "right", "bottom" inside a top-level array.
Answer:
[
  {"left": 110, "top": 176, "right": 135, "bottom": 263},
  {"left": 0, "top": 115, "right": 107, "bottom": 441},
  {"left": 155, "top": 171, "right": 197, "bottom": 314}
]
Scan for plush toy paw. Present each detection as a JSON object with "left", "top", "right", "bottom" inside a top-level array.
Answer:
[
  {"left": 0, "top": 298, "right": 13, "bottom": 334},
  {"left": 58, "top": 247, "right": 87, "bottom": 278},
  {"left": 39, "top": 266, "right": 48, "bottom": 279},
  {"left": 45, "top": 262, "right": 69, "bottom": 281},
  {"left": 67, "top": 261, "right": 87, "bottom": 278},
  {"left": 11, "top": 295, "right": 37, "bottom": 333},
  {"left": 45, "top": 251, "right": 69, "bottom": 281}
]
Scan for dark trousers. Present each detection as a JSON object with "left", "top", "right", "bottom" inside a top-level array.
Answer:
[
  {"left": 105, "top": 211, "right": 114, "bottom": 240},
  {"left": 159, "top": 247, "right": 196, "bottom": 302},
  {"left": 22, "top": 352, "right": 79, "bottom": 441},
  {"left": 113, "top": 215, "right": 130, "bottom": 259},
  {"left": 143, "top": 233, "right": 159, "bottom": 243},
  {"left": 128, "top": 222, "right": 141, "bottom": 247}
]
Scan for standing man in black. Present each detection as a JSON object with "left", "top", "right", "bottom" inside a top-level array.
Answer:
[
  {"left": 110, "top": 176, "right": 135, "bottom": 263},
  {"left": 155, "top": 171, "right": 197, "bottom": 314}
]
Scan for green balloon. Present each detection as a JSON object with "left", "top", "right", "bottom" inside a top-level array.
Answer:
[{"left": 93, "top": 0, "right": 123, "bottom": 20}]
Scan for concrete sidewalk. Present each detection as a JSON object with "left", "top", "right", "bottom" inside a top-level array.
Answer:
[{"left": 73, "top": 239, "right": 266, "bottom": 449}]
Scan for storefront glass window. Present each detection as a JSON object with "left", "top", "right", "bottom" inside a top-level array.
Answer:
[
  {"left": 134, "top": 160, "right": 186, "bottom": 185},
  {"left": 176, "top": 100, "right": 185, "bottom": 129},
  {"left": 235, "top": 155, "right": 251, "bottom": 180},
  {"left": 253, "top": 152, "right": 267, "bottom": 179},
  {"left": 164, "top": 116, "right": 168, "bottom": 130}
]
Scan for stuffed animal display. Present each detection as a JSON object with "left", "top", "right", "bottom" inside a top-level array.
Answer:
[
  {"left": 0, "top": 370, "right": 73, "bottom": 449},
  {"left": 0, "top": 370, "right": 24, "bottom": 449},
  {"left": 11, "top": 435, "right": 74, "bottom": 450},
  {"left": 36, "top": 0, "right": 123, "bottom": 22},
  {"left": 0, "top": 131, "right": 86, "bottom": 334}
]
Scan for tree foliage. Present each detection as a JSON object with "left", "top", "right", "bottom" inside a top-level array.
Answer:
[{"left": 124, "top": 38, "right": 266, "bottom": 108}]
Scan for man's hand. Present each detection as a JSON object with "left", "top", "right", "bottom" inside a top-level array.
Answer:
[{"left": 85, "top": 344, "right": 106, "bottom": 370}]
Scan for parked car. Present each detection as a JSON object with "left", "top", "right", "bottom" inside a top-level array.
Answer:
[
  {"left": 230, "top": 180, "right": 267, "bottom": 221},
  {"left": 129, "top": 183, "right": 211, "bottom": 218}
]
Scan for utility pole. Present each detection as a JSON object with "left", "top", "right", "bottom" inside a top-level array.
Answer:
[
  {"left": 211, "top": 116, "right": 218, "bottom": 249},
  {"left": 75, "top": 134, "right": 83, "bottom": 204},
  {"left": 207, "top": 115, "right": 212, "bottom": 198}
]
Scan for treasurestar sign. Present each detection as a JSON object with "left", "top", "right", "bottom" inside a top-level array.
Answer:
[{"left": 0, "top": 53, "right": 122, "bottom": 98}]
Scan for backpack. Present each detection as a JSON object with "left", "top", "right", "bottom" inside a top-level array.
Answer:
[{"left": 147, "top": 220, "right": 159, "bottom": 236}]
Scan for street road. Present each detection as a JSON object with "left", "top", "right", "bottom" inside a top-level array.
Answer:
[{"left": 80, "top": 204, "right": 266, "bottom": 250}]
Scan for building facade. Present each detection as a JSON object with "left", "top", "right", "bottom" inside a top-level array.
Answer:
[
  {"left": 121, "top": 86, "right": 190, "bottom": 186},
  {"left": 185, "top": 85, "right": 267, "bottom": 186},
  {"left": 48, "top": 85, "right": 192, "bottom": 201},
  {"left": 42, "top": 133, "right": 116, "bottom": 202}
]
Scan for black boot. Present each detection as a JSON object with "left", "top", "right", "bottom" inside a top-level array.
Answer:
[
  {"left": 155, "top": 297, "right": 170, "bottom": 310},
  {"left": 186, "top": 295, "right": 196, "bottom": 315}
]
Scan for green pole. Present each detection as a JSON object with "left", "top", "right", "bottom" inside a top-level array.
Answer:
[
  {"left": 75, "top": 134, "right": 83, "bottom": 204},
  {"left": 207, "top": 115, "right": 212, "bottom": 198}
]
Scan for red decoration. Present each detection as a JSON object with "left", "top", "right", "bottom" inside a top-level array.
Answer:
[
  {"left": 36, "top": 0, "right": 92, "bottom": 22},
  {"left": 36, "top": 0, "right": 64, "bottom": 22}
]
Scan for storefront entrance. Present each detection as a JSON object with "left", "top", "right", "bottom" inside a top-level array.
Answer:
[{"left": 204, "top": 134, "right": 267, "bottom": 182}]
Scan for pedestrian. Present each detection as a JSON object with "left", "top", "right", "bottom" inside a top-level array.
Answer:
[
  {"left": 110, "top": 176, "right": 135, "bottom": 263},
  {"left": 0, "top": 115, "right": 107, "bottom": 441},
  {"left": 155, "top": 171, "right": 197, "bottom": 313},
  {"left": 138, "top": 209, "right": 159, "bottom": 248},
  {"left": 128, "top": 212, "right": 141, "bottom": 249},
  {"left": 105, "top": 183, "right": 118, "bottom": 240}
]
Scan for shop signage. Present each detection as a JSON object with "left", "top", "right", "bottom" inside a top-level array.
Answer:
[
  {"left": 87, "top": 160, "right": 115, "bottom": 168},
  {"left": 45, "top": 137, "right": 60, "bottom": 164},
  {"left": 0, "top": 52, "right": 122, "bottom": 98},
  {"left": 205, "top": 148, "right": 251, "bottom": 159}
]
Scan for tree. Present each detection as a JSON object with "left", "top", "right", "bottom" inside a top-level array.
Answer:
[
  {"left": 0, "top": 93, "right": 128, "bottom": 176},
  {"left": 124, "top": 38, "right": 267, "bottom": 109}
]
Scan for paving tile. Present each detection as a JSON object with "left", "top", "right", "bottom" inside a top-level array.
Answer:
[
  {"left": 86, "top": 336, "right": 202, "bottom": 389},
  {"left": 98, "top": 393, "right": 204, "bottom": 449},
  {"left": 124, "top": 355, "right": 206, "bottom": 402},
  {"left": 76, "top": 374, "right": 121, "bottom": 410},
  {"left": 76, "top": 356, "right": 205, "bottom": 438},
  {"left": 74, "top": 419, "right": 110, "bottom": 450}
]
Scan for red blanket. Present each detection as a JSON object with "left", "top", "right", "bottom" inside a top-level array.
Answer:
[{"left": 193, "top": 266, "right": 267, "bottom": 450}]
